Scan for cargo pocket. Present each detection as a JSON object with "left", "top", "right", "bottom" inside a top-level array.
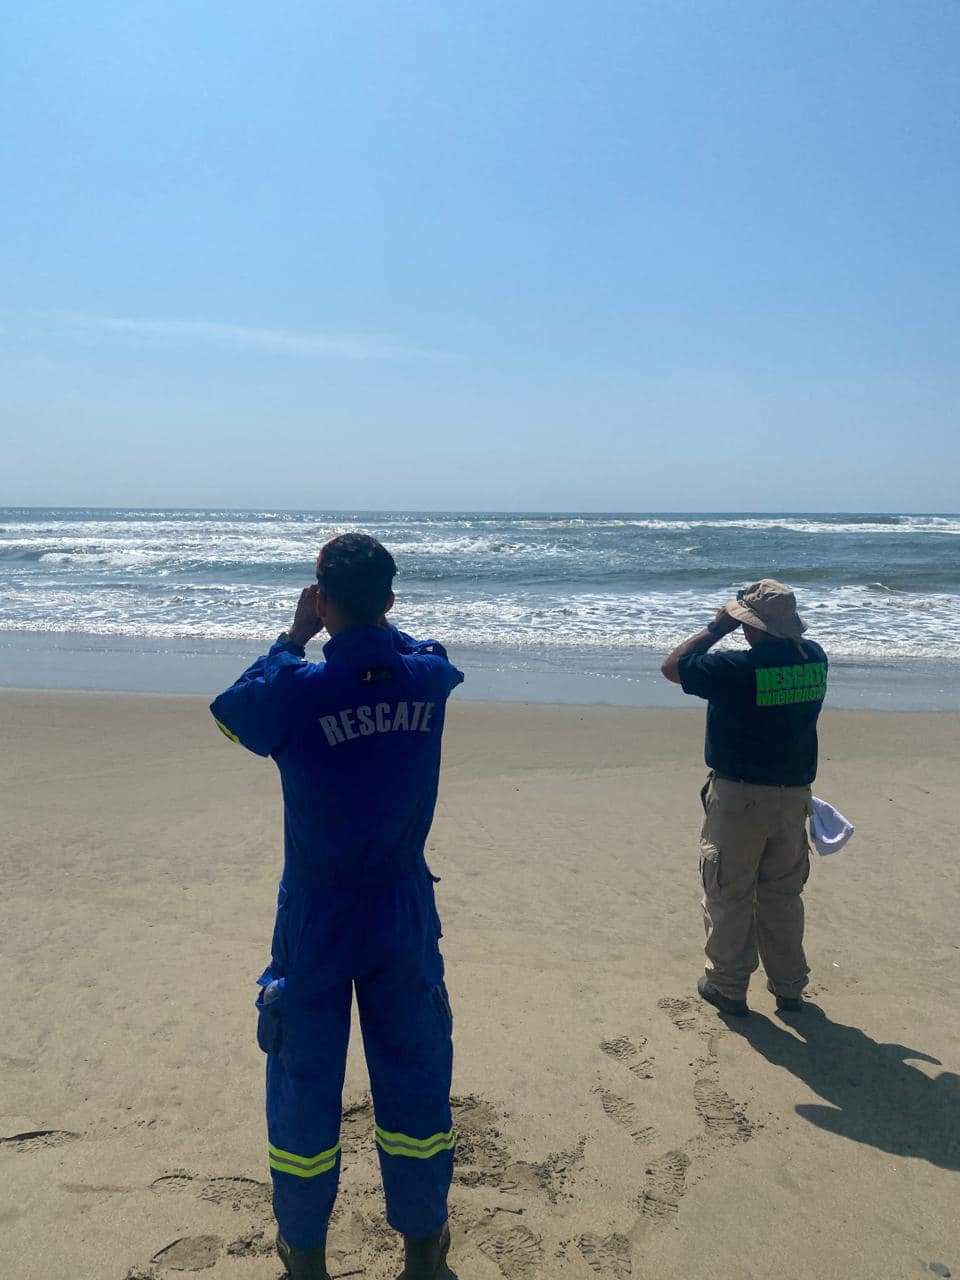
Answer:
[
  {"left": 431, "top": 980, "right": 454, "bottom": 1037},
  {"left": 699, "top": 775, "right": 713, "bottom": 814},
  {"left": 699, "top": 839, "right": 722, "bottom": 897},
  {"left": 255, "top": 977, "right": 286, "bottom": 1055}
]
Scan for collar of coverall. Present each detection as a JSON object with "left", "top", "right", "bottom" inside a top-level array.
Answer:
[{"left": 322, "top": 622, "right": 398, "bottom": 665}]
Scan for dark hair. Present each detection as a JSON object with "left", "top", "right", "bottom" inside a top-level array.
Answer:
[{"left": 316, "top": 533, "right": 397, "bottom": 624}]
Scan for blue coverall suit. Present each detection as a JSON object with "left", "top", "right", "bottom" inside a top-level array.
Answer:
[{"left": 210, "top": 624, "right": 463, "bottom": 1250}]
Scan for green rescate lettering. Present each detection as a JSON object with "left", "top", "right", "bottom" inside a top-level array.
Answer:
[{"left": 756, "top": 663, "right": 826, "bottom": 707}]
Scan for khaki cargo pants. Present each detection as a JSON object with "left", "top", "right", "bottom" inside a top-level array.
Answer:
[{"left": 699, "top": 774, "right": 811, "bottom": 1001}]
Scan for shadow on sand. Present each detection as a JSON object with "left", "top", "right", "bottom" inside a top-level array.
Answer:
[{"left": 728, "top": 1003, "right": 960, "bottom": 1171}]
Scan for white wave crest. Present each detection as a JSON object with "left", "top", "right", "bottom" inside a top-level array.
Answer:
[{"left": 1, "top": 580, "right": 957, "bottom": 660}]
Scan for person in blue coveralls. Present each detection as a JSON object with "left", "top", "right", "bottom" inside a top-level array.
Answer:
[{"left": 210, "top": 533, "right": 463, "bottom": 1280}]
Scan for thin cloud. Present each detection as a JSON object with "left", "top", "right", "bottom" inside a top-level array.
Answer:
[{"left": 17, "top": 310, "right": 451, "bottom": 361}]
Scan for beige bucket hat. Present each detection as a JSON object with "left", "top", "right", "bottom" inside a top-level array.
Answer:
[{"left": 726, "top": 578, "right": 806, "bottom": 640}]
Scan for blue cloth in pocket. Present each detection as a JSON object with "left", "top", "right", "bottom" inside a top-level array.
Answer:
[{"left": 256, "top": 977, "right": 286, "bottom": 1055}]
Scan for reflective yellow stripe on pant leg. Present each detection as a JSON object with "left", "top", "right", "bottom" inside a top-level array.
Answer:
[
  {"left": 268, "top": 1141, "right": 341, "bottom": 1178},
  {"left": 374, "top": 1126, "right": 455, "bottom": 1159}
]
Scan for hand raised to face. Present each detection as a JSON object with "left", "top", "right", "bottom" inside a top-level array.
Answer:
[
  {"left": 712, "top": 606, "right": 742, "bottom": 636},
  {"left": 288, "top": 584, "right": 325, "bottom": 647}
]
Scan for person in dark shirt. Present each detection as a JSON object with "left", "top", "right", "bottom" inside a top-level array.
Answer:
[
  {"left": 661, "top": 579, "right": 827, "bottom": 1018},
  {"left": 211, "top": 534, "right": 462, "bottom": 1280}
]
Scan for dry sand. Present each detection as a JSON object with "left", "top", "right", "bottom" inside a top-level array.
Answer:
[{"left": 1, "top": 691, "right": 958, "bottom": 1280}]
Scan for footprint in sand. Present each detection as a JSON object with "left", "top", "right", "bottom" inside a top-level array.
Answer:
[
  {"left": 225, "top": 1230, "right": 274, "bottom": 1258},
  {"left": 637, "top": 1149, "right": 690, "bottom": 1223},
  {"left": 150, "top": 1236, "right": 222, "bottom": 1271},
  {"left": 595, "top": 1089, "right": 656, "bottom": 1147},
  {"left": 452, "top": 1095, "right": 511, "bottom": 1189},
  {"left": 699, "top": 1028, "right": 721, "bottom": 1061},
  {"left": 0, "top": 1129, "right": 80, "bottom": 1153},
  {"left": 600, "top": 1036, "right": 655, "bottom": 1079},
  {"left": 656, "top": 996, "right": 753, "bottom": 1144},
  {"left": 532, "top": 1136, "right": 587, "bottom": 1201},
  {"left": 467, "top": 1217, "right": 544, "bottom": 1280},
  {"left": 311, "top": 1205, "right": 397, "bottom": 1278},
  {"left": 693, "top": 1076, "right": 753, "bottom": 1143},
  {"left": 146, "top": 1170, "right": 275, "bottom": 1273},
  {"left": 341, "top": 1205, "right": 398, "bottom": 1256},
  {"left": 657, "top": 996, "right": 731, "bottom": 1068},
  {"left": 151, "top": 1172, "right": 272, "bottom": 1221},
  {"left": 452, "top": 1095, "right": 584, "bottom": 1204},
  {"left": 578, "top": 1231, "right": 632, "bottom": 1277},
  {"left": 496, "top": 1135, "right": 588, "bottom": 1204},
  {"left": 656, "top": 997, "right": 700, "bottom": 1033}
]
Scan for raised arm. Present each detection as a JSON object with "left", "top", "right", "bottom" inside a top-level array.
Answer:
[
  {"left": 210, "top": 585, "right": 324, "bottom": 756},
  {"left": 661, "top": 607, "right": 741, "bottom": 684}
]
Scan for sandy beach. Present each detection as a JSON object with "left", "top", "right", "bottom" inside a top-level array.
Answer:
[{"left": 2, "top": 690, "right": 958, "bottom": 1280}]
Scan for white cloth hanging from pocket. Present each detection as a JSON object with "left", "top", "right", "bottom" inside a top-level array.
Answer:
[{"left": 808, "top": 796, "right": 854, "bottom": 856}]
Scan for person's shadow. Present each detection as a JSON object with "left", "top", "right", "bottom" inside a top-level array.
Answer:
[{"left": 728, "top": 1003, "right": 960, "bottom": 1170}]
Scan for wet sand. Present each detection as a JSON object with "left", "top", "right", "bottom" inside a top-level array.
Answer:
[{"left": 1, "top": 691, "right": 958, "bottom": 1280}]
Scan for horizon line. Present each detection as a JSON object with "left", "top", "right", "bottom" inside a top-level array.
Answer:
[{"left": 1, "top": 505, "right": 957, "bottom": 518}]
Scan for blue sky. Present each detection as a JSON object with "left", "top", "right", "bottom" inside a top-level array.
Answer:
[{"left": 2, "top": 1, "right": 957, "bottom": 511}]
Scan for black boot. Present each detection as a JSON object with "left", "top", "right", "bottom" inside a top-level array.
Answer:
[
  {"left": 396, "top": 1222, "right": 456, "bottom": 1279},
  {"left": 775, "top": 994, "right": 803, "bottom": 1013},
  {"left": 697, "top": 976, "right": 749, "bottom": 1017},
  {"left": 766, "top": 980, "right": 804, "bottom": 1013},
  {"left": 277, "top": 1232, "right": 331, "bottom": 1280}
]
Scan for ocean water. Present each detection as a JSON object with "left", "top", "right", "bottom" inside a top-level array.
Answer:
[{"left": 1, "top": 508, "right": 958, "bottom": 706}]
